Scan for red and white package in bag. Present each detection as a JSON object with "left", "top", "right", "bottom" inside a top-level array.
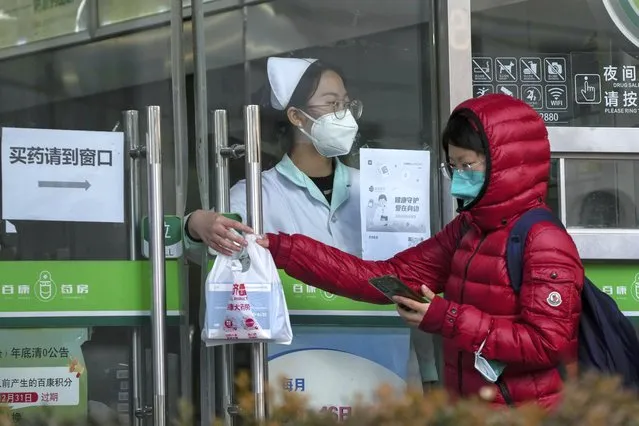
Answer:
[{"left": 202, "top": 234, "right": 293, "bottom": 346}]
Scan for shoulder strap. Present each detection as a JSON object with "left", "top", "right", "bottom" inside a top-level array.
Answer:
[{"left": 507, "top": 208, "right": 564, "bottom": 293}]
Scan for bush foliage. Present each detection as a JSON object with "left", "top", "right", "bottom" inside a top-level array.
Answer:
[{"left": 2, "top": 373, "right": 637, "bottom": 426}]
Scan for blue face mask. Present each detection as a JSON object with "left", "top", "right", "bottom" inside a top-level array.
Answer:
[{"left": 451, "top": 169, "right": 485, "bottom": 204}]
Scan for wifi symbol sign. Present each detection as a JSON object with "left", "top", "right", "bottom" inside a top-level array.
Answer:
[
  {"left": 548, "top": 87, "right": 564, "bottom": 100},
  {"left": 545, "top": 85, "right": 568, "bottom": 110}
]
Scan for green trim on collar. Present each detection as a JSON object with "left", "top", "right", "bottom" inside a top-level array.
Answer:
[{"left": 275, "top": 154, "right": 352, "bottom": 212}]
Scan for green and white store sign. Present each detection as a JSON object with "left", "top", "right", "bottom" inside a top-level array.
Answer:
[
  {"left": 203, "top": 260, "right": 397, "bottom": 318},
  {"left": 279, "top": 264, "right": 639, "bottom": 317},
  {"left": 586, "top": 264, "right": 639, "bottom": 316},
  {"left": 279, "top": 272, "right": 396, "bottom": 317},
  {"left": 192, "top": 261, "right": 639, "bottom": 319},
  {"left": 0, "top": 261, "right": 181, "bottom": 321},
  {"left": 2, "top": 259, "right": 636, "bottom": 322}
]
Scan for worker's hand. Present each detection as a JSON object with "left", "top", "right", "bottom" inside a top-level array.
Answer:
[
  {"left": 187, "top": 210, "right": 254, "bottom": 256},
  {"left": 393, "top": 285, "right": 436, "bottom": 327},
  {"left": 256, "top": 235, "right": 269, "bottom": 249}
]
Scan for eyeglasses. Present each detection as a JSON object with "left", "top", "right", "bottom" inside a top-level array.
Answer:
[
  {"left": 306, "top": 99, "right": 363, "bottom": 120},
  {"left": 440, "top": 161, "right": 484, "bottom": 180}
]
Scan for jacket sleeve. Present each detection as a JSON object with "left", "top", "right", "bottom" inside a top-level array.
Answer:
[
  {"left": 420, "top": 224, "right": 583, "bottom": 368},
  {"left": 268, "top": 215, "right": 466, "bottom": 304}
]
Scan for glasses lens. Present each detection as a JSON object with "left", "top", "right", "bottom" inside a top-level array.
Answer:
[
  {"left": 350, "top": 100, "right": 363, "bottom": 119},
  {"left": 332, "top": 100, "right": 363, "bottom": 120}
]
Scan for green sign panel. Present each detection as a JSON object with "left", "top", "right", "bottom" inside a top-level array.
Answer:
[
  {"left": 203, "top": 259, "right": 395, "bottom": 318},
  {"left": 0, "top": 328, "right": 88, "bottom": 423},
  {"left": 141, "top": 215, "right": 183, "bottom": 259},
  {"left": 279, "top": 264, "right": 639, "bottom": 317},
  {"left": 585, "top": 263, "right": 639, "bottom": 315},
  {"left": 209, "top": 260, "right": 639, "bottom": 319},
  {"left": 279, "top": 272, "right": 395, "bottom": 316},
  {"left": 0, "top": 261, "right": 181, "bottom": 319}
]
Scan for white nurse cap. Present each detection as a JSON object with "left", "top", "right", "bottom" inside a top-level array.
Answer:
[{"left": 268, "top": 57, "right": 318, "bottom": 110}]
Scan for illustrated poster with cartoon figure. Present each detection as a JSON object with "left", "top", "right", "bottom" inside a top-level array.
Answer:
[{"left": 359, "top": 148, "right": 431, "bottom": 260}]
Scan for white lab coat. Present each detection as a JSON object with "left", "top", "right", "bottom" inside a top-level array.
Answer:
[
  {"left": 185, "top": 154, "right": 437, "bottom": 386},
  {"left": 229, "top": 154, "right": 362, "bottom": 256}
]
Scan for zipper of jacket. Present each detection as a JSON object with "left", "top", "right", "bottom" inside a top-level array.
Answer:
[{"left": 457, "top": 234, "right": 487, "bottom": 395}]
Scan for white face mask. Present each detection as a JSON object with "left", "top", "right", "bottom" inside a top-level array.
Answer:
[{"left": 298, "top": 110, "right": 359, "bottom": 158}]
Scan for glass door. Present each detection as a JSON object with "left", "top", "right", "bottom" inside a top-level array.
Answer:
[
  {"left": 0, "top": 1, "right": 188, "bottom": 425},
  {"left": 186, "top": 0, "right": 446, "bottom": 423},
  {"left": 469, "top": 0, "right": 639, "bottom": 345}
]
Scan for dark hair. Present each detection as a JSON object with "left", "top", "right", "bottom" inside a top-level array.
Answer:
[
  {"left": 441, "top": 113, "right": 485, "bottom": 156},
  {"left": 255, "top": 60, "right": 346, "bottom": 154}
]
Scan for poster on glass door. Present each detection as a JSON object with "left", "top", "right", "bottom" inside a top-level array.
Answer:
[{"left": 359, "top": 148, "right": 430, "bottom": 260}]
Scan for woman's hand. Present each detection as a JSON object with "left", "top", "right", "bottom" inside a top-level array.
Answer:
[
  {"left": 256, "top": 235, "right": 269, "bottom": 249},
  {"left": 393, "top": 285, "right": 437, "bottom": 327},
  {"left": 187, "top": 210, "right": 254, "bottom": 256}
]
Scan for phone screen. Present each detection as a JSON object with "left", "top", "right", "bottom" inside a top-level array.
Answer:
[{"left": 368, "top": 275, "right": 425, "bottom": 306}]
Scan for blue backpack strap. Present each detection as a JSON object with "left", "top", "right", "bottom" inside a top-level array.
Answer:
[{"left": 507, "top": 208, "right": 564, "bottom": 293}]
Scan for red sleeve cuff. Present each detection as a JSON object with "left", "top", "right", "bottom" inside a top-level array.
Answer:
[
  {"left": 267, "top": 233, "right": 280, "bottom": 258},
  {"left": 267, "top": 233, "right": 292, "bottom": 269},
  {"left": 419, "top": 297, "right": 458, "bottom": 337}
]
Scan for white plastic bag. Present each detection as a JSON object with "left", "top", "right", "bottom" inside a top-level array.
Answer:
[{"left": 202, "top": 234, "right": 293, "bottom": 346}]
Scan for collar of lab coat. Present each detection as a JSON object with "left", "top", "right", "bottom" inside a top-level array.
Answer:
[{"left": 275, "top": 154, "right": 351, "bottom": 213}]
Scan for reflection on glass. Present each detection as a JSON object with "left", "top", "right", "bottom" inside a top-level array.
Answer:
[
  {"left": 470, "top": 0, "right": 639, "bottom": 127},
  {"left": 98, "top": 0, "right": 170, "bottom": 26},
  {"left": 565, "top": 159, "right": 639, "bottom": 229},
  {"left": 0, "top": 14, "right": 175, "bottom": 261},
  {"left": 179, "top": 0, "right": 438, "bottom": 411},
  {"left": 547, "top": 159, "right": 560, "bottom": 216},
  {"left": 182, "top": 0, "right": 215, "bottom": 7},
  {"left": 187, "top": 0, "right": 434, "bottom": 261},
  {"left": 0, "top": 6, "right": 181, "bottom": 421},
  {"left": 0, "top": 0, "right": 87, "bottom": 49}
]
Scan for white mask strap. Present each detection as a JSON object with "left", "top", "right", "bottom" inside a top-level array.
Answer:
[
  {"left": 298, "top": 109, "right": 318, "bottom": 124},
  {"left": 296, "top": 109, "right": 319, "bottom": 143}
]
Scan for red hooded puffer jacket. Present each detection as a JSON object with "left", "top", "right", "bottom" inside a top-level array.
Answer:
[{"left": 266, "top": 94, "right": 584, "bottom": 409}]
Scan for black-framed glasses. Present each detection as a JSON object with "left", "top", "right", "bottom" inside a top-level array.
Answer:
[{"left": 306, "top": 99, "right": 363, "bottom": 120}]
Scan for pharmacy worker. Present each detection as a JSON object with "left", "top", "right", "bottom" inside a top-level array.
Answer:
[{"left": 184, "top": 57, "right": 437, "bottom": 390}]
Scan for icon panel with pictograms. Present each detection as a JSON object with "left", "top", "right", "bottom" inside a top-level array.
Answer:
[{"left": 471, "top": 54, "right": 572, "bottom": 124}]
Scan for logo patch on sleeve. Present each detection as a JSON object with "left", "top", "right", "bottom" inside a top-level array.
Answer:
[{"left": 546, "top": 291, "right": 562, "bottom": 307}]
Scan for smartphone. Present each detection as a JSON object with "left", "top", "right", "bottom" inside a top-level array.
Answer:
[{"left": 368, "top": 275, "right": 427, "bottom": 312}]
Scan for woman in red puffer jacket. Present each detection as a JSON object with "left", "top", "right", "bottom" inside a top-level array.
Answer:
[{"left": 258, "top": 94, "right": 584, "bottom": 409}]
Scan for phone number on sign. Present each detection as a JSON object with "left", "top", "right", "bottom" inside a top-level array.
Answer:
[{"left": 540, "top": 112, "right": 561, "bottom": 122}]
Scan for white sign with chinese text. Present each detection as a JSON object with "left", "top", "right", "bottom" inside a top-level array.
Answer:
[
  {"left": 600, "top": 64, "right": 639, "bottom": 113},
  {"left": 1, "top": 127, "right": 124, "bottom": 223},
  {"left": 0, "top": 366, "right": 80, "bottom": 409},
  {"left": 359, "top": 148, "right": 431, "bottom": 260}
]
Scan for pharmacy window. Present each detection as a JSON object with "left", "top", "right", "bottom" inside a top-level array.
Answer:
[{"left": 472, "top": 0, "right": 639, "bottom": 259}]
